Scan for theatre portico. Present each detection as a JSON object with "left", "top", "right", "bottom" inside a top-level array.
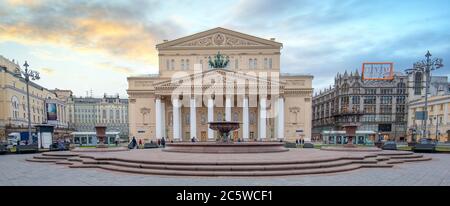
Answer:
[{"left": 127, "top": 27, "right": 313, "bottom": 143}]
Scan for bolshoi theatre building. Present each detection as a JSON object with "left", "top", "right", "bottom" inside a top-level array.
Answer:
[{"left": 127, "top": 28, "right": 313, "bottom": 142}]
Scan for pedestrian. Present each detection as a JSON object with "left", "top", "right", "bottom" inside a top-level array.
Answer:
[
  {"left": 138, "top": 139, "right": 143, "bottom": 148},
  {"left": 131, "top": 136, "right": 137, "bottom": 149},
  {"left": 161, "top": 137, "right": 166, "bottom": 148}
]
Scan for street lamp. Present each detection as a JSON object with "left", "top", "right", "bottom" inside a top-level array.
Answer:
[
  {"left": 434, "top": 116, "right": 439, "bottom": 142},
  {"left": 405, "top": 51, "right": 444, "bottom": 140},
  {"left": 19, "top": 61, "right": 40, "bottom": 144}
]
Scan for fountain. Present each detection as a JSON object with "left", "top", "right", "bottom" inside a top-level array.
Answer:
[
  {"left": 95, "top": 125, "right": 108, "bottom": 148},
  {"left": 163, "top": 121, "right": 288, "bottom": 153},
  {"left": 208, "top": 121, "right": 240, "bottom": 143}
]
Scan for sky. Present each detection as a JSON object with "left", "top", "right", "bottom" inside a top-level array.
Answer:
[{"left": 0, "top": 0, "right": 449, "bottom": 98}]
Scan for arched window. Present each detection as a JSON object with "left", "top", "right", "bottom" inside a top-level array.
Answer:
[
  {"left": 233, "top": 112, "right": 239, "bottom": 121},
  {"left": 397, "top": 82, "right": 406, "bottom": 94},
  {"left": 11, "top": 96, "right": 19, "bottom": 119},
  {"left": 217, "top": 112, "right": 223, "bottom": 121},
  {"left": 414, "top": 72, "right": 422, "bottom": 95}
]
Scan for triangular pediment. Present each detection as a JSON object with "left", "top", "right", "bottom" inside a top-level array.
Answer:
[
  {"left": 156, "top": 27, "right": 282, "bottom": 50},
  {"left": 154, "top": 68, "right": 281, "bottom": 88}
]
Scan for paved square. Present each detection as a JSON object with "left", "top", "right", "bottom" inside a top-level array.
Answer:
[{"left": 1, "top": 152, "right": 449, "bottom": 186}]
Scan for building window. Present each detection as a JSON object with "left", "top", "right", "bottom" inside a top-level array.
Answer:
[
  {"left": 396, "top": 96, "right": 406, "bottom": 104},
  {"left": 181, "top": 59, "right": 185, "bottom": 70},
  {"left": 365, "top": 88, "right": 377, "bottom": 94},
  {"left": 397, "top": 82, "right": 406, "bottom": 94},
  {"left": 186, "top": 59, "right": 189, "bottom": 70},
  {"left": 381, "top": 89, "right": 392, "bottom": 95},
  {"left": 11, "top": 96, "right": 19, "bottom": 119},
  {"left": 248, "top": 59, "right": 253, "bottom": 69},
  {"left": 352, "top": 96, "right": 360, "bottom": 104},
  {"left": 380, "top": 96, "right": 392, "bottom": 104},
  {"left": 364, "top": 96, "right": 376, "bottom": 104},
  {"left": 166, "top": 59, "right": 170, "bottom": 70},
  {"left": 380, "top": 105, "right": 392, "bottom": 114},
  {"left": 217, "top": 112, "right": 223, "bottom": 121},
  {"left": 171, "top": 59, "right": 175, "bottom": 70},
  {"left": 414, "top": 72, "right": 422, "bottom": 95},
  {"left": 235, "top": 59, "right": 238, "bottom": 69}
]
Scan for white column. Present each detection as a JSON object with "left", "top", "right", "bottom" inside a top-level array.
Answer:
[
  {"left": 243, "top": 96, "right": 249, "bottom": 140},
  {"left": 259, "top": 97, "right": 266, "bottom": 139},
  {"left": 155, "top": 97, "right": 162, "bottom": 139},
  {"left": 190, "top": 97, "right": 196, "bottom": 140},
  {"left": 208, "top": 98, "right": 214, "bottom": 140},
  {"left": 173, "top": 98, "right": 180, "bottom": 140},
  {"left": 161, "top": 102, "right": 166, "bottom": 138},
  {"left": 225, "top": 96, "right": 231, "bottom": 121},
  {"left": 277, "top": 97, "right": 284, "bottom": 139}
]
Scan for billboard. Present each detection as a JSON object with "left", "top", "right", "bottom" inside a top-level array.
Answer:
[
  {"left": 46, "top": 103, "right": 57, "bottom": 121},
  {"left": 362, "top": 62, "right": 394, "bottom": 80}
]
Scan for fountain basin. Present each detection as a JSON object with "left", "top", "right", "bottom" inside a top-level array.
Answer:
[{"left": 163, "top": 142, "right": 288, "bottom": 153}]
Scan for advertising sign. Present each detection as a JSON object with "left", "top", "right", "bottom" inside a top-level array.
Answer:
[
  {"left": 362, "top": 62, "right": 394, "bottom": 80},
  {"left": 46, "top": 103, "right": 57, "bottom": 121}
]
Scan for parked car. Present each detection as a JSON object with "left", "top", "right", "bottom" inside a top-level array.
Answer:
[
  {"left": 0, "top": 142, "right": 8, "bottom": 154},
  {"left": 413, "top": 138, "right": 436, "bottom": 153},
  {"left": 381, "top": 141, "right": 397, "bottom": 150}
]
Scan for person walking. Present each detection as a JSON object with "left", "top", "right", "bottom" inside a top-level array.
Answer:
[
  {"left": 138, "top": 139, "right": 143, "bottom": 149},
  {"left": 131, "top": 136, "right": 137, "bottom": 149},
  {"left": 161, "top": 137, "right": 166, "bottom": 148}
]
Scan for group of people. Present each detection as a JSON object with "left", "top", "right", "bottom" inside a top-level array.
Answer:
[
  {"left": 129, "top": 136, "right": 167, "bottom": 149},
  {"left": 295, "top": 138, "right": 305, "bottom": 146}
]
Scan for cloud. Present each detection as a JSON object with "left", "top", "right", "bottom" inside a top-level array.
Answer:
[
  {"left": 97, "top": 62, "right": 134, "bottom": 75},
  {"left": 0, "top": 0, "right": 185, "bottom": 66},
  {"left": 39, "top": 67, "right": 55, "bottom": 76}
]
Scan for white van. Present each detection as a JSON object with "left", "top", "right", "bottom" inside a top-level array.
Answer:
[{"left": 7, "top": 133, "right": 21, "bottom": 146}]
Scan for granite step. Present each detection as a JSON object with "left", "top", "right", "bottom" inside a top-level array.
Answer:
[
  {"left": 33, "top": 155, "right": 69, "bottom": 160},
  {"left": 386, "top": 157, "right": 432, "bottom": 164},
  {"left": 26, "top": 158, "right": 59, "bottom": 163},
  {"left": 85, "top": 159, "right": 379, "bottom": 171},
  {"left": 93, "top": 163, "right": 367, "bottom": 176}
]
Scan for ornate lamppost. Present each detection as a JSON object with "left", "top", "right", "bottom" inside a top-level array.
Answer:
[
  {"left": 19, "top": 61, "right": 40, "bottom": 144},
  {"left": 405, "top": 51, "right": 444, "bottom": 140}
]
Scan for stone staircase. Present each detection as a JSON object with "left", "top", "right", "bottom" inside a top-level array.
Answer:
[{"left": 26, "top": 151, "right": 432, "bottom": 176}]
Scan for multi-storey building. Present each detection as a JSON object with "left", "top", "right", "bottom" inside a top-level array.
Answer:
[
  {"left": 0, "top": 55, "right": 70, "bottom": 141},
  {"left": 66, "top": 94, "right": 129, "bottom": 138},
  {"left": 406, "top": 69, "right": 449, "bottom": 142},
  {"left": 312, "top": 70, "right": 408, "bottom": 142},
  {"left": 407, "top": 94, "right": 450, "bottom": 142}
]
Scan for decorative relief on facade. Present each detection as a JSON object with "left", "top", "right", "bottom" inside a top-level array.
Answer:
[
  {"left": 289, "top": 107, "right": 301, "bottom": 124},
  {"left": 135, "top": 81, "right": 153, "bottom": 87},
  {"left": 178, "top": 33, "right": 262, "bottom": 47},
  {"left": 288, "top": 80, "right": 305, "bottom": 86},
  {"left": 140, "top": 107, "right": 151, "bottom": 125}
]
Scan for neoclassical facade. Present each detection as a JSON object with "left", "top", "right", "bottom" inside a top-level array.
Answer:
[{"left": 127, "top": 28, "right": 313, "bottom": 142}]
